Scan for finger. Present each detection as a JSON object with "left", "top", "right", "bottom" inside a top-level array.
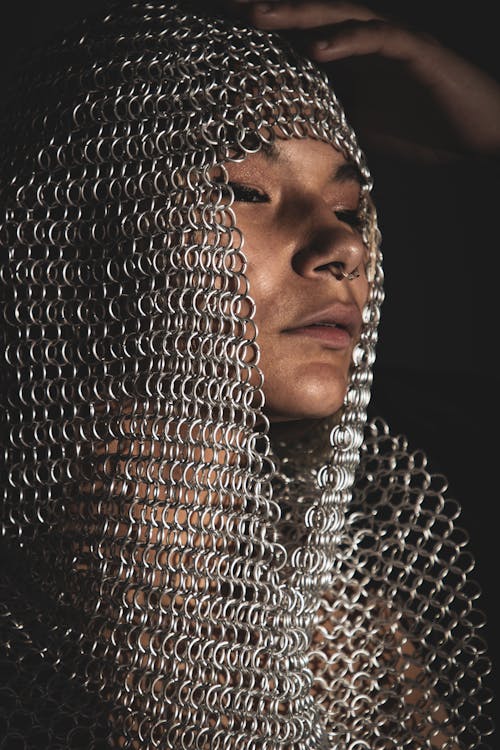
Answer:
[
  {"left": 235, "top": 1, "right": 385, "bottom": 30},
  {"left": 307, "top": 20, "right": 430, "bottom": 64}
]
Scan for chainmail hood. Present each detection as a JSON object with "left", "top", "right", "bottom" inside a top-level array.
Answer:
[{"left": 0, "top": 1, "right": 493, "bottom": 748}]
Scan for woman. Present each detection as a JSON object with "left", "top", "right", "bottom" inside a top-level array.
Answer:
[{"left": 0, "top": 1, "right": 496, "bottom": 747}]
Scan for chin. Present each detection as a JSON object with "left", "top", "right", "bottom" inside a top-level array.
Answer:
[{"left": 264, "top": 369, "right": 348, "bottom": 423}]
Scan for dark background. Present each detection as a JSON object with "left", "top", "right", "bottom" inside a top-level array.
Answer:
[{"left": 1, "top": 0, "right": 498, "bottom": 734}]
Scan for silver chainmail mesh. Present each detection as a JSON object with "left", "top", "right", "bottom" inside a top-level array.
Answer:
[{"left": 0, "top": 1, "right": 494, "bottom": 748}]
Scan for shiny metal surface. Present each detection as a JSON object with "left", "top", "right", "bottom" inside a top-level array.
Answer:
[{"left": 0, "top": 1, "right": 492, "bottom": 748}]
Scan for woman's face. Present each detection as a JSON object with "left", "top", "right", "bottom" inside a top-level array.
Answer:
[{"left": 225, "top": 136, "right": 369, "bottom": 422}]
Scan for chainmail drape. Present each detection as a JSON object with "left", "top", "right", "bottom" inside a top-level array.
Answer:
[{"left": 0, "top": 1, "right": 493, "bottom": 748}]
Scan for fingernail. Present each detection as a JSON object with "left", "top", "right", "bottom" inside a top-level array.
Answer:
[
  {"left": 315, "top": 40, "right": 330, "bottom": 50},
  {"left": 255, "top": 3, "right": 274, "bottom": 13}
]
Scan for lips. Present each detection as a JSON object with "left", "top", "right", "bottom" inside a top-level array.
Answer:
[
  {"left": 283, "top": 303, "right": 362, "bottom": 338},
  {"left": 281, "top": 303, "right": 361, "bottom": 350}
]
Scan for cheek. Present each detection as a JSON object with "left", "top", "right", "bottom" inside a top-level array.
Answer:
[{"left": 243, "top": 248, "right": 286, "bottom": 323}]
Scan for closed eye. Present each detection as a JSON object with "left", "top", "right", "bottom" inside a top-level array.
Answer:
[
  {"left": 335, "top": 209, "right": 364, "bottom": 230},
  {"left": 227, "top": 181, "right": 269, "bottom": 203}
]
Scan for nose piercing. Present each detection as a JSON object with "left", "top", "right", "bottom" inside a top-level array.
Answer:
[{"left": 328, "top": 264, "right": 360, "bottom": 281}]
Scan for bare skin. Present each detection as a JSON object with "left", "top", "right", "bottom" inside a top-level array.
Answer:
[
  {"left": 72, "top": 7, "right": 498, "bottom": 744},
  {"left": 224, "top": 0, "right": 500, "bottom": 161},
  {"left": 225, "top": 137, "right": 369, "bottom": 422},
  {"left": 215, "top": 7, "right": 493, "bottom": 745}
]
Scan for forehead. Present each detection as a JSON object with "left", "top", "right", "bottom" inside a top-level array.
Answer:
[{"left": 224, "top": 136, "right": 363, "bottom": 186}]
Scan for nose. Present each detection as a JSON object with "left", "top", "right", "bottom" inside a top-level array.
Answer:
[{"left": 290, "top": 202, "right": 366, "bottom": 281}]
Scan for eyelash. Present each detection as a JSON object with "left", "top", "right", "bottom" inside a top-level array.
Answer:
[
  {"left": 227, "top": 182, "right": 363, "bottom": 229},
  {"left": 335, "top": 209, "right": 365, "bottom": 230},
  {"left": 227, "top": 182, "right": 268, "bottom": 203}
]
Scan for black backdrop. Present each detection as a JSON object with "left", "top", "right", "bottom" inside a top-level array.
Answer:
[{"left": 1, "top": 0, "right": 498, "bottom": 733}]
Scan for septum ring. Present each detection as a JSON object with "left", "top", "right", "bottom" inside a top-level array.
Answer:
[{"left": 328, "top": 264, "right": 360, "bottom": 281}]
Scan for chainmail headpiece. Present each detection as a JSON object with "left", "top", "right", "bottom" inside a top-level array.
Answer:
[{"left": 0, "top": 1, "right": 493, "bottom": 748}]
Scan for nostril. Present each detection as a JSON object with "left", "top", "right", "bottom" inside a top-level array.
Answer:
[
  {"left": 316, "top": 260, "right": 345, "bottom": 276},
  {"left": 327, "top": 261, "right": 345, "bottom": 280},
  {"left": 325, "top": 261, "right": 360, "bottom": 281}
]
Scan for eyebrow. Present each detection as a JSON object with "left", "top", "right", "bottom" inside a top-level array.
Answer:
[
  {"left": 260, "top": 141, "right": 280, "bottom": 159},
  {"left": 332, "top": 162, "right": 364, "bottom": 186},
  {"left": 260, "top": 141, "right": 364, "bottom": 186}
]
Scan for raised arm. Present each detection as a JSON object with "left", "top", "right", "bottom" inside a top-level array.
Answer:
[{"left": 224, "top": 0, "right": 500, "bottom": 161}]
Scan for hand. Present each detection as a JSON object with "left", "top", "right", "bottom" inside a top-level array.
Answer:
[{"left": 223, "top": 0, "right": 500, "bottom": 162}]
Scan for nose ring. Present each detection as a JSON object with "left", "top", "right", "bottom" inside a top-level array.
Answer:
[{"left": 328, "top": 264, "right": 360, "bottom": 281}]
